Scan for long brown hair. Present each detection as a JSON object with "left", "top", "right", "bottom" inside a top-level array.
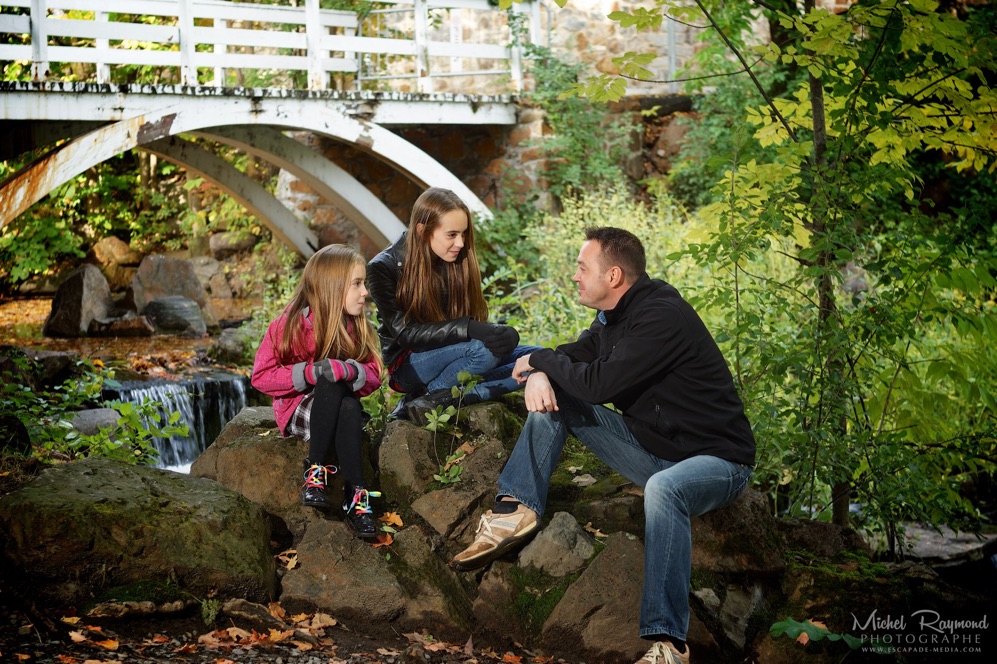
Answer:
[
  {"left": 397, "top": 187, "right": 488, "bottom": 324},
  {"left": 277, "top": 244, "right": 382, "bottom": 371}
]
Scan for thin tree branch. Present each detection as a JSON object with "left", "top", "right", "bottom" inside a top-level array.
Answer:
[
  {"left": 663, "top": 15, "right": 710, "bottom": 30},
  {"left": 692, "top": 0, "right": 799, "bottom": 142},
  {"left": 618, "top": 52, "right": 770, "bottom": 85}
]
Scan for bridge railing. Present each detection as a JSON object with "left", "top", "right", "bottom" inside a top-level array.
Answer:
[{"left": 0, "top": 0, "right": 547, "bottom": 94}]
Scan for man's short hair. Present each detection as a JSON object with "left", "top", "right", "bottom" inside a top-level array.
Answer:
[{"left": 584, "top": 227, "right": 646, "bottom": 282}]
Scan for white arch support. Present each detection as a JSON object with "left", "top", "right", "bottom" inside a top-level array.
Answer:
[
  {"left": 142, "top": 136, "right": 319, "bottom": 256},
  {"left": 0, "top": 97, "right": 490, "bottom": 248},
  {"left": 194, "top": 126, "right": 405, "bottom": 246}
]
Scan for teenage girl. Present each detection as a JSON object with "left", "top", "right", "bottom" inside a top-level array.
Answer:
[
  {"left": 252, "top": 244, "right": 384, "bottom": 540},
  {"left": 367, "top": 187, "right": 536, "bottom": 421}
]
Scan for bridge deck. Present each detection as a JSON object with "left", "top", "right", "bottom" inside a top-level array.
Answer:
[{"left": 0, "top": 81, "right": 519, "bottom": 126}]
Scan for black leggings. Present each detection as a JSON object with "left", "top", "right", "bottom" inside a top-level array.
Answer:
[{"left": 309, "top": 376, "right": 364, "bottom": 487}]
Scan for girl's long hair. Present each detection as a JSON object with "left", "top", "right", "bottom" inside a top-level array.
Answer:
[
  {"left": 277, "top": 244, "right": 382, "bottom": 371},
  {"left": 397, "top": 187, "right": 488, "bottom": 324}
]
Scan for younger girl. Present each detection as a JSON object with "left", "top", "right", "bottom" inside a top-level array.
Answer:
[
  {"left": 252, "top": 244, "right": 383, "bottom": 540},
  {"left": 367, "top": 187, "right": 536, "bottom": 421}
]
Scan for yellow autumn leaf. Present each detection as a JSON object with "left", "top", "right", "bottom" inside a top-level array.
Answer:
[
  {"left": 378, "top": 511, "right": 403, "bottom": 527},
  {"left": 94, "top": 638, "right": 119, "bottom": 650},
  {"left": 60, "top": 616, "right": 82, "bottom": 624},
  {"left": 69, "top": 630, "right": 88, "bottom": 642}
]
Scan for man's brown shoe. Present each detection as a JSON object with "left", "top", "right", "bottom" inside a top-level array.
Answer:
[{"left": 451, "top": 504, "right": 538, "bottom": 571}]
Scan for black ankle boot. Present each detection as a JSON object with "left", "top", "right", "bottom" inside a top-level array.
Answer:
[
  {"left": 405, "top": 388, "right": 456, "bottom": 424},
  {"left": 343, "top": 484, "right": 382, "bottom": 540},
  {"left": 301, "top": 460, "right": 335, "bottom": 510}
]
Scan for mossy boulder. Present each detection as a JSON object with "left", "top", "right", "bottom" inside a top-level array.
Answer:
[{"left": 0, "top": 457, "right": 275, "bottom": 607}]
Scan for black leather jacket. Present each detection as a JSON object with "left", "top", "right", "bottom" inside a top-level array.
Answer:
[{"left": 367, "top": 232, "right": 471, "bottom": 368}]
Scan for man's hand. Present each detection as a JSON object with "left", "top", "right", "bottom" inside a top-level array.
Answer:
[
  {"left": 512, "top": 354, "right": 534, "bottom": 383},
  {"left": 524, "top": 372, "right": 558, "bottom": 413}
]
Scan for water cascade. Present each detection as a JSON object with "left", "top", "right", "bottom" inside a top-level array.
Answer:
[{"left": 103, "top": 373, "right": 263, "bottom": 472}]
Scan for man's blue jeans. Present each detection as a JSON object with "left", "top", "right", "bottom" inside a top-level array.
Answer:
[
  {"left": 496, "top": 391, "right": 753, "bottom": 642},
  {"left": 392, "top": 340, "right": 542, "bottom": 402}
]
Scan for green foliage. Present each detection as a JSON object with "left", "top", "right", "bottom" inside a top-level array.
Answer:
[
  {"left": 769, "top": 617, "right": 866, "bottom": 651},
  {"left": 543, "top": 0, "right": 997, "bottom": 553},
  {"left": 0, "top": 356, "right": 186, "bottom": 465},
  {"left": 425, "top": 371, "right": 480, "bottom": 485},
  {"left": 488, "top": 187, "right": 695, "bottom": 348},
  {"left": 65, "top": 399, "right": 189, "bottom": 465}
]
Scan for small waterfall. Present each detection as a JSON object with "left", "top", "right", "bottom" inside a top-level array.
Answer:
[{"left": 103, "top": 373, "right": 263, "bottom": 472}]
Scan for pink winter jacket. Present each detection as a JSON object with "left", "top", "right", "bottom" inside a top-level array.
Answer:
[{"left": 251, "top": 308, "right": 381, "bottom": 435}]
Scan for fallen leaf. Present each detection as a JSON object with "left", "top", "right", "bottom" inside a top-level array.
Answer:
[
  {"left": 810, "top": 620, "right": 827, "bottom": 630},
  {"left": 94, "top": 639, "right": 119, "bottom": 650},
  {"left": 464, "top": 634, "right": 474, "bottom": 655},
  {"left": 379, "top": 511, "right": 404, "bottom": 527},
  {"left": 226, "top": 626, "right": 252, "bottom": 641},
  {"left": 174, "top": 643, "right": 198, "bottom": 653},
  {"left": 291, "top": 612, "right": 312, "bottom": 624},
  {"left": 56, "top": 656, "right": 78, "bottom": 663},
  {"left": 291, "top": 640, "right": 314, "bottom": 651},
  {"left": 142, "top": 635, "right": 171, "bottom": 645},
  {"left": 566, "top": 465, "right": 583, "bottom": 473},
  {"left": 60, "top": 616, "right": 82, "bottom": 625},
  {"left": 502, "top": 654, "right": 523, "bottom": 663},
  {"left": 15, "top": 656, "right": 31, "bottom": 663},
  {"left": 214, "top": 659, "right": 237, "bottom": 664},
  {"left": 797, "top": 631, "right": 810, "bottom": 646},
  {"left": 309, "top": 612, "right": 337, "bottom": 628},
  {"left": 373, "top": 533, "right": 393, "bottom": 548},
  {"left": 377, "top": 648, "right": 402, "bottom": 656},
  {"left": 69, "top": 630, "right": 88, "bottom": 643},
  {"left": 268, "top": 602, "right": 286, "bottom": 620},
  {"left": 583, "top": 522, "right": 607, "bottom": 538}
]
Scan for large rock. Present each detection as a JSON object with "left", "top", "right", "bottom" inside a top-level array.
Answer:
[
  {"left": 278, "top": 518, "right": 408, "bottom": 622},
  {"left": 540, "top": 532, "right": 650, "bottom": 662},
  {"left": 0, "top": 458, "right": 276, "bottom": 606},
  {"left": 190, "top": 406, "right": 321, "bottom": 540},
  {"left": 126, "top": 255, "right": 217, "bottom": 327},
  {"left": 519, "top": 511, "right": 595, "bottom": 577},
  {"left": 90, "top": 236, "right": 143, "bottom": 291},
  {"left": 144, "top": 295, "right": 208, "bottom": 337},
  {"left": 190, "top": 255, "right": 233, "bottom": 299},
  {"left": 42, "top": 264, "right": 114, "bottom": 337},
  {"left": 209, "top": 231, "right": 259, "bottom": 260}
]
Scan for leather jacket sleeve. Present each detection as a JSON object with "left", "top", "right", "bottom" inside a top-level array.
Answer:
[{"left": 367, "top": 245, "right": 471, "bottom": 357}]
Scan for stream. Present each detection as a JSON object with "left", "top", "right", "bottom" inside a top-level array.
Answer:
[{"left": 1, "top": 295, "right": 265, "bottom": 472}]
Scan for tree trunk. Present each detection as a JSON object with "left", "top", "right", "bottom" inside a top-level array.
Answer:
[{"left": 805, "top": 0, "right": 851, "bottom": 528}]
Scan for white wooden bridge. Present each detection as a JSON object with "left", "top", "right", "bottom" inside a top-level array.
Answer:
[{"left": 0, "top": 0, "right": 549, "bottom": 253}]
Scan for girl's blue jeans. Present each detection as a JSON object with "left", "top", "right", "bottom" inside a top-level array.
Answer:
[
  {"left": 392, "top": 339, "right": 542, "bottom": 402},
  {"left": 495, "top": 390, "right": 753, "bottom": 642}
]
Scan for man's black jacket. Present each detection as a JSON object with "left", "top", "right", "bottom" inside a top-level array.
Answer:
[{"left": 530, "top": 275, "right": 756, "bottom": 466}]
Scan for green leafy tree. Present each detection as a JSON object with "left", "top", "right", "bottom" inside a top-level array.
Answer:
[{"left": 502, "top": 0, "right": 997, "bottom": 553}]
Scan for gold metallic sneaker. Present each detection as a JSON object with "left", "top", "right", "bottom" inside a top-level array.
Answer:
[{"left": 451, "top": 503, "right": 538, "bottom": 571}]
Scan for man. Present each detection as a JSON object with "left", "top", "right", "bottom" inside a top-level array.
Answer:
[{"left": 451, "top": 227, "right": 755, "bottom": 664}]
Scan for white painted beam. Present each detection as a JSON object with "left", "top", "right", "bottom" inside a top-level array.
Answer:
[
  {"left": 193, "top": 126, "right": 405, "bottom": 247},
  {"left": 141, "top": 136, "right": 318, "bottom": 256},
  {"left": 0, "top": 84, "right": 518, "bottom": 126}
]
